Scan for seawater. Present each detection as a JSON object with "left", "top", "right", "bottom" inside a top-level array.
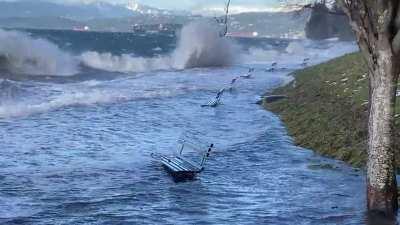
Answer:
[{"left": 0, "top": 24, "right": 369, "bottom": 224}]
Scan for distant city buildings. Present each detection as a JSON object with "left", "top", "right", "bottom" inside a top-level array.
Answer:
[
  {"left": 132, "top": 23, "right": 181, "bottom": 34},
  {"left": 227, "top": 31, "right": 259, "bottom": 38},
  {"left": 73, "top": 26, "right": 90, "bottom": 32}
]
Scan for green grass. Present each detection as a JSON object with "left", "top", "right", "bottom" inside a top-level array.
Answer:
[{"left": 265, "top": 52, "right": 400, "bottom": 168}]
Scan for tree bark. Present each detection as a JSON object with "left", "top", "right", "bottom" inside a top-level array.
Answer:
[
  {"left": 289, "top": 0, "right": 400, "bottom": 216},
  {"left": 367, "top": 50, "right": 399, "bottom": 216},
  {"left": 339, "top": 0, "right": 400, "bottom": 216}
]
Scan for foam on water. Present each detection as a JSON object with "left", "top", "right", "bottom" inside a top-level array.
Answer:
[
  {"left": 80, "top": 52, "right": 172, "bottom": 73},
  {"left": 0, "top": 22, "right": 238, "bottom": 76},
  {"left": 0, "top": 25, "right": 357, "bottom": 77},
  {"left": 0, "top": 38, "right": 358, "bottom": 119},
  {"left": 244, "top": 39, "right": 358, "bottom": 67},
  {"left": 172, "top": 21, "right": 239, "bottom": 69},
  {"left": 0, "top": 29, "right": 370, "bottom": 224},
  {"left": 80, "top": 21, "right": 239, "bottom": 73},
  {"left": 0, "top": 89, "right": 128, "bottom": 118},
  {"left": 0, "top": 77, "right": 206, "bottom": 118},
  {"left": 0, "top": 24, "right": 359, "bottom": 119},
  {"left": 0, "top": 29, "right": 79, "bottom": 76}
]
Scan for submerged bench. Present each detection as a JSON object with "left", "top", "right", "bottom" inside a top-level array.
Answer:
[{"left": 154, "top": 140, "right": 214, "bottom": 182}]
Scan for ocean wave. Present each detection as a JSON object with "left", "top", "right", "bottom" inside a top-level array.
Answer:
[
  {"left": 243, "top": 39, "right": 358, "bottom": 66},
  {"left": 0, "top": 26, "right": 358, "bottom": 78},
  {"left": 80, "top": 52, "right": 172, "bottom": 73},
  {"left": 0, "top": 29, "right": 79, "bottom": 76},
  {"left": 0, "top": 89, "right": 127, "bottom": 118},
  {"left": 0, "top": 79, "right": 30, "bottom": 103},
  {"left": 0, "top": 22, "right": 238, "bottom": 76},
  {"left": 80, "top": 21, "right": 239, "bottom": 73},
  {"left": 172, "top": 21, "right": 239, "bottom": 69},
  {"left": 0, "top": 83, "right": 203, "bottom": 119}
]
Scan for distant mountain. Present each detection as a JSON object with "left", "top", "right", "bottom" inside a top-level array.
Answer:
[
  {"left": 126, "top": 1, "right": 163, "bottom": 14},
  {"left": 0, "top": 1, "right": 308, "bottom": 38},
  {"left": 228, "top": 11, "right": 309, "bottom": 38},
  {"left": 125, "top": 1, "right": 188, "bottom": 16},
  {"left": 0, "top": 17, "right": 84, "bottom": 30},
  {"left": 0, "top": 0, "right": 183, "bottom": 21}
]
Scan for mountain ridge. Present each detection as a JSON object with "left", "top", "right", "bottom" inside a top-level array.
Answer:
[
  {"left": 0, "top": 1, "right": 308, "bottom": 38},
  {"left": 0, "top": 0, "right": 183, "bottom": 21}
]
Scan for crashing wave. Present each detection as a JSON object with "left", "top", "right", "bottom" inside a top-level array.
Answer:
[
  {"left": 80, "top": 52, "right": 172, "bottom": 73},
  {"left": 0, "top": 29, "right": 79, "bottom": 76},
  {"left": 80, "top": 21, "right": 239, "bottom": 73},
  {"left": 0, "top": 21, "right": 239, "bottom": 76},
  {"left": 172, "top": 21, "right": 239, "bottom": 69},
  {"left": 0, "top": 79, "right": 27, "bottom": 103}
]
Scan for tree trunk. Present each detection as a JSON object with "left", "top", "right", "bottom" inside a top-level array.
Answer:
[{"left": 367, "top": 50, "right": 399, "bottom": 216}]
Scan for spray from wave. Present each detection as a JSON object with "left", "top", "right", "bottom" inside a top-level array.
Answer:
[
  {"left": 0, "top": 29, "right": 79, "bottom": 76},
  {"left": 244, "top": 39, "right": 358, "bottom": 66},
  {"left": 0, "top": 22, "right": 238, "bottom": 76},
  {"left": 172, "top": 21, "right": 239, "bottom": 69},
  {"left": 80, "top": 52, "right": 172, "bottom": 73},
  {"left": 80, "top": 21, "right": 239, "bottom": 73}
]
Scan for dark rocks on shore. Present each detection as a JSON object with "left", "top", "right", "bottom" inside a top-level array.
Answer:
[
  {"left": 308, "top": 163, "right": 339, "bottom": 171},
  {"left": 259, "top": 95, "right": 288, "bottom": 104}
]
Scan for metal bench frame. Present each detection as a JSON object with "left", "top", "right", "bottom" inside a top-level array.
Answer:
[{"left": 158, "top": 140, "right": 214, "bottom": 181}]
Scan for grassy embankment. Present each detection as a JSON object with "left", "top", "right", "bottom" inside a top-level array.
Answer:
[{"left": 264, "top": 53, "right": 400, "bottom": 168}]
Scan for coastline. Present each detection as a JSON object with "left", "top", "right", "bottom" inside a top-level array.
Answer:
[{"left": 263, "top": 52, "right": 400, "bottom": 168}]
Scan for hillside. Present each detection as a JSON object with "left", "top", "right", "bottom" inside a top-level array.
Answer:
[
  {"left": 0, "top": 1, "right": 307, "bottom": 36},
  {"left": 264, "top": 53, "right": 400, "bottom": 168}
]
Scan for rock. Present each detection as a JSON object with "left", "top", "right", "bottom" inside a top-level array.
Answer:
[
  {"left": 262, "top": 95, "right": 288, "bottom": 104},
  {"left": 308, "top": 163, "right": 338, "bottom": 170}
]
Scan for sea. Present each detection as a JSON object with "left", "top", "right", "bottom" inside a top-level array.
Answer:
[{"left": 0, "top": 21, "right": 372, "bottom": 224}]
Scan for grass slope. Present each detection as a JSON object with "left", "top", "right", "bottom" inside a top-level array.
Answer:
[{"left": 265, "top": 53, "right": 400, "bottom": 168}]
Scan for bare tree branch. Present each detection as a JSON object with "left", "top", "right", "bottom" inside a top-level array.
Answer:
[
  {"left": 222, "top": 0, "right": 231, "bottom": 36},
  {"left": 214, "top": 0, "right": 231, "bottom": 37}
]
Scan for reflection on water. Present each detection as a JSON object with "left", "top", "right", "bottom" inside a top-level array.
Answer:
[{"left": 366, "top": 211, "right": 399, "bottom": 225}]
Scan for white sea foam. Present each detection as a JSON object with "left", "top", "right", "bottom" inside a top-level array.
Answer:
[
  {"left": 172, "top": 21, "right": 239, "bottom": 69},
  {"left": 0, "top": 90, "right": 128, "bottom": 118},
  {"left": 80, "top": 52, "right": 172, "bottom": 73},
  {"left": 0, "top": 26, "right": 359, "bottom": 119},
  {"left": 285, "top": 41, "right": 305, "bottom": 55},
  {"left": 80, "top": 21, "right": 239, "bottom": 73},
  {"left": 0, "top": 82, "right": 201, "bottom": 119},
  {"left": 0, "top": 29, "right": 79, "bottom": 76},
  {"left": 0, "top": 25, "right": 357, "bottom": 77},
  {"left": 243, "top": 39, "right": 358, "bottom": 66},
  {"left": 244, "top": 47, "right": 280, "bottom": 62}
]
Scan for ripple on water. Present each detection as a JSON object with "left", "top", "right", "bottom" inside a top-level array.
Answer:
[{"left": 0, "top": 61, "right": 367, "bottom": 224}]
